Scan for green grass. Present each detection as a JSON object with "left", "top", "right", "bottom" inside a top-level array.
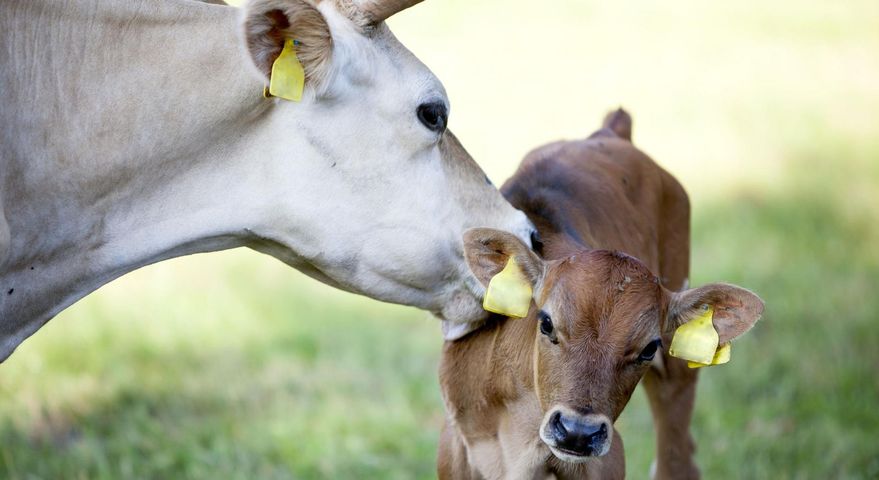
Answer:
[{"left": 2, "top": 0, "right": 878, "bottom": 478}]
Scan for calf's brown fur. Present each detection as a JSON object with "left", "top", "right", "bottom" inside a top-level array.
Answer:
[{"left": 437, "top": 110, "right": 763, "bottom": 479}]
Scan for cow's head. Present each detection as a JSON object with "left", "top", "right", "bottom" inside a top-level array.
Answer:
[
  {"left": 238, "top": 0, "right": 534, "bottom": 328},
  {"left": 463, "top": 228, "right": 764, "bottom": 463}
]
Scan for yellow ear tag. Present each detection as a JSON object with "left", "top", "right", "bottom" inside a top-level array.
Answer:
[
  {"left": 269, "top": 39, "right": 305, "bottom": 102},
  {"left": 669, "top": 305, "right": 719, "bottom": 365},
  {"left": 687, "top": 342, "right": 731, "bottom": 369},
  {"left": 483, "top": 257, "right": 532, "bottom": 318}
]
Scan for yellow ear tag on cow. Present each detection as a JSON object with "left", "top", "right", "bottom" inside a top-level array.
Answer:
[
  {"left": 669, "top": 305, "right": 718, "bottom": 365},
  {"left": 483, "top": 257, "right": 532, "bottom": 318},
  {"left": 269, "top": 39, "right": 305, "bottom": 102},
  {"left": 687, "top": 342, "right": 731, "bottom": 369}
]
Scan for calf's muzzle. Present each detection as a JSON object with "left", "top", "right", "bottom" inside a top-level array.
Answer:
[{"left": 541, "top": 408, "right": 612, "bottom": 460}]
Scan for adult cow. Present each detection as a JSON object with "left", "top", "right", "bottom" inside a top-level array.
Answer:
[{"left": 0, "top": 0, "right": 535, "bottom": 361}]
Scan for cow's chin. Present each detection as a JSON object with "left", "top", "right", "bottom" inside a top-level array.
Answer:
[
  {"left": 437, "top": 283, "right": 490, "bottom": 341},
  {"left": 546, "top": 446, "right": 595, "bottom": 465}
]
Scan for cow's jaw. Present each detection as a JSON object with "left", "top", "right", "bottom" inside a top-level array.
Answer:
[{"left": 233, "top": 15, "right": 534, "bottom": 326}]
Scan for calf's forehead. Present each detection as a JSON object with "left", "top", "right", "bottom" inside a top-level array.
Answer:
[{"left": 544, "top": 251, "right": 664, "bottom": 342}]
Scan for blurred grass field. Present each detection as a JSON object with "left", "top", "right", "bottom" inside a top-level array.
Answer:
[{"left": 2, "top": 0, "right": 879, "bottom": 478}]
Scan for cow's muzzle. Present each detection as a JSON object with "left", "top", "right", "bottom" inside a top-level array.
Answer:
[{"left": 539, "top": 407, "right": 612, "bottom": 462}]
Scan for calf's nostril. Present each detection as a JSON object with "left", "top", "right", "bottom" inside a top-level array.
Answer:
[
  {"left": 549, "top": 411, "right": 567, "bottom": 441},
  {"left": 550, "top": 413, "right": 610, "bottom": 457},
  {"left": 594, "top": 423, "right": 608, "bottom": 443}
]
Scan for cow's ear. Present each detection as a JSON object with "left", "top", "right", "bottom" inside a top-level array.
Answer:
[
  {"left": 242, "top": 0, "right": 333, "bottom": 92},
  {"left": 463, "top": 228, "right": 544, "bottom": 289},
  {"left": 667, "top": 283, "right": 764, "bottom": 343}
]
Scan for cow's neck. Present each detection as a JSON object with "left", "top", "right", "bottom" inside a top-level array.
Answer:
[{"left": 0, "top": 1, "right": 318, "bottom": 360}]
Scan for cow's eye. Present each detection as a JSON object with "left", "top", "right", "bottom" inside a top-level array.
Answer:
[
  {"left": 538, "top": 311, "right": 558, "bottom": 344},
  {"left": 416, "top": 102, "right": 448, "bottom": 133},
  {"left": 638, "top": 339, "right": 662, "bottom": 362}
]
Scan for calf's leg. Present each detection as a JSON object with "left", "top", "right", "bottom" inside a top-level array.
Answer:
[
  {"left": 642, "top": 354, "right": 700, "bottom": 479},
  {"left": 643, "top": 171, "right": 700, "bottom": 479}
]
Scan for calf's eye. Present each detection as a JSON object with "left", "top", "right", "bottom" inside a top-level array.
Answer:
[
  {"left": 538, "top": 311, "right": 558, "bottom": 344},
  {"left": 638, "top": 339, "right": 662, "bottom": 362}
]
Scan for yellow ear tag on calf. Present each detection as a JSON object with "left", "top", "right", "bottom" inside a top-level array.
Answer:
[
  {"left": 669, "top": 305, "right": 719, "bottom": 366},
  {"left": 483, "top": 257, "right": 532, "bottom": 318},
  {"left": 687, "top": 343, "right": 731, "bottom": 369},
  {"left": 269, "top": 39, "right": 305, "bottom": 102}
]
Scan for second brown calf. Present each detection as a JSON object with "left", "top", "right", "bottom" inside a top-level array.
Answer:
[{"left": 437, "top": 110, "right": 764, "bottom": 479}]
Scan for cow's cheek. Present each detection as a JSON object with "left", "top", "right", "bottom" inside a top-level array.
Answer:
[{"left": 535, "top": 344, "right": 565, "bottom": 410}]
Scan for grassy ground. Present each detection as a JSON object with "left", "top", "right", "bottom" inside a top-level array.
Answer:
[{"left": 2, "top": 0, "right": 878, "bottom": 478}]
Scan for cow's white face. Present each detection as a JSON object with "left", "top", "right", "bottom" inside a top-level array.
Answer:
[{"left": 240, "top": 0, "right": 534, "bottom": 327}]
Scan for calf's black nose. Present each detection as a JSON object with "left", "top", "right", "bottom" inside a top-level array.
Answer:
[{"left": 548, "top": 411, "right": 609, "bottom": 456}]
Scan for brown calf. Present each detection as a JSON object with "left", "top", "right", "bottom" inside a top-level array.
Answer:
[{"left": 437, "top": 110, "right": 764, "bottom": 479}]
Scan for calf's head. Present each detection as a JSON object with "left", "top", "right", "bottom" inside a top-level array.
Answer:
[
  {"left": 239, "top": 0, "right": 533, "bottom": 327},
  {"left": 464, "top": 228, "right": 764, "bottom": 463}
]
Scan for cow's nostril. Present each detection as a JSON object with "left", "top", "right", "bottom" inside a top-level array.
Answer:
[
  {"left": 550, "top": 412, "right": 610, "bottom": 457},
  {"left": 594, "top": 423, "right": 608, "bottom": 443},
  {"left": 549, "top": 411, "right": 566, "bottom": 441}
]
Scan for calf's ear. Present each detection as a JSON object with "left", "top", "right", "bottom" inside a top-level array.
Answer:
[
  {"left": 667, "top": 283, "right": 765, "bottom": 343},
  {"left": 242, "top": 0, "right": 333, "bottom": 92},
  {"left": 463, "top": 228, "right": 545, "bottom": 290}
]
